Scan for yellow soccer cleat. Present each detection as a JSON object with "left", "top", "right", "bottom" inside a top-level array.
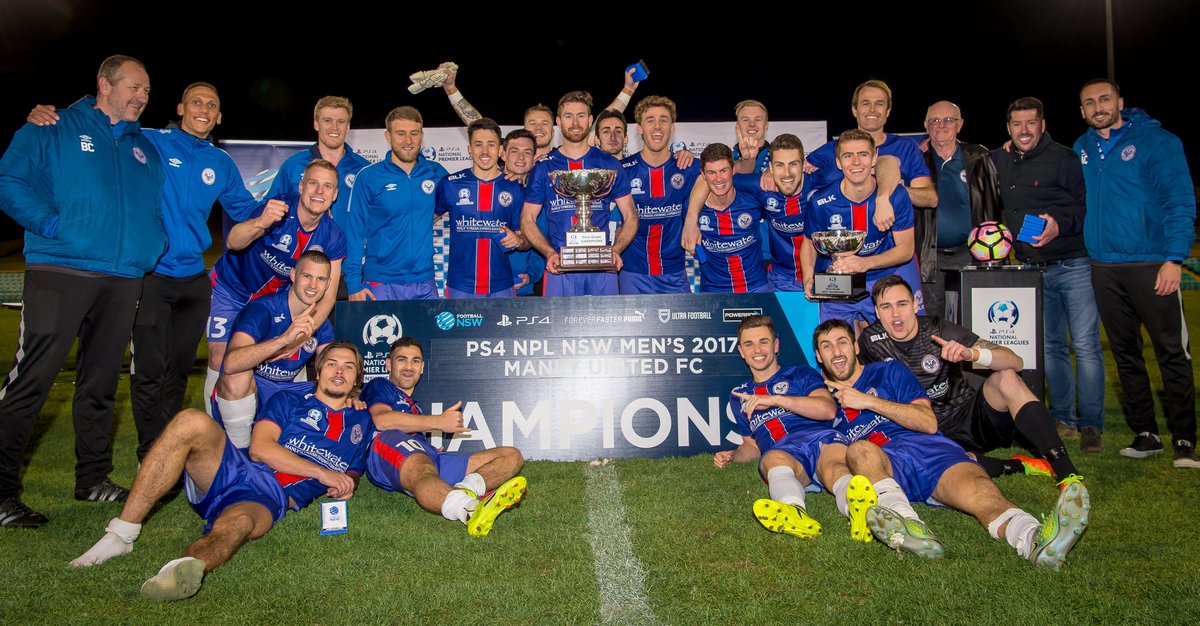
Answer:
[
  {"left": 866, "top": 506, "right": 945, "bottom": 559},
  {"left": 753, "top": 499, "right": 822, "bottom": 539},
  {"left": 847, "top": 475, "right": 878, "bottom": 543},
  {"left": 468, "top": 476, "right": 526, "bottom": 537},
  {"left": 1030, "top": 480, "right": 1091, "bottom": 571}
]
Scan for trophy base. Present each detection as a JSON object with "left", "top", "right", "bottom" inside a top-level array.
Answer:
[
  {"left": 559, "top": 245, "right": 618, "bottom": 272},
  {"left": 811, "top": 272, "right": 868, "bottom": 301}
]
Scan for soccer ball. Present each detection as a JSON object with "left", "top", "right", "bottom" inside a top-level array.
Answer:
[
  {"left": 967, "top": 221, "right": 1013, "bottom": 263},
  {"left": 362, "top": 314, "right": 402, "bottom": 346}
]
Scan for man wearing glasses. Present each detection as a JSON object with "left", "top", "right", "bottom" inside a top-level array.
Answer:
[{"left": 917, "top": 101, "right": 1001, "bottom": 318}]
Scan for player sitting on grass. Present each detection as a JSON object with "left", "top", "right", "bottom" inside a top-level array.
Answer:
[
  {"left": 69, "top": 343, "right": 373, "bottom": 600},
  {"left": 815, "top": 319, "right": 1091, "bottom": 569},
  {"left": 364, "top": 337, "right": 525, "bottom": 537}
]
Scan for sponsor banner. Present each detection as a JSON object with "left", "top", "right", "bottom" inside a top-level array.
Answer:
[
  {"left": 337, "top": 292, "right": 820, "bottom": 460},
  {"left": 970, "top": 287, "right": 1038, "bottom": 368}
]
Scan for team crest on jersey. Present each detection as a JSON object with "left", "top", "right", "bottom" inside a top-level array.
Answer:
[
  {"left": 921, "top": 354, "right": 941, "bottom": 373},
  {"left": 421, "top": 180, "right": 436, "bottom": 194},
  {"left": 498, "top": 191, "right": 513, "bottom": 207},
  {"left": 301, "top": 408, "right": 322, "bottom": 429},
  {"left": 350, "top": 423, "right": 364, "bottom": 444},
  {"left": 670, "top": 173, "right": 685, "bottom": 189},
  {"left": 737, "top": 213, "right": 753, "bottom": 229},
  {"left": 960, "top": 170, "right": 968, "bottom": 183},
  {"left": 304, "top": 337, "right": 318, "bottom": 353},
  {"left": 1121, "top": 145, "right": 1136, "bottom": 161},
  {"left": 201, "top": 167, "right": 216, "bottom": 186},
  {"left": 772, "top": 381, "right": 789, "bottom": 394},
  {"left": 457, "top": 188, "right": 473, "bottom": 206},
  {"left": 345, "top": 173, "right": 356, "bottom": 188},
  {"left": 699, "top": 215, "right": 712, "bottom": 232},
  {"left": 867, "top": 388, "right": 879, "bottom": 397},
  {"left": 630, "top": 178, "right": 644, "bottom": 195},
  {"left": 273, "top": 234, "right": 293, "bottom": 252},
  {"left": 132, "top": 147, "right": 147, "bottom": 164}
]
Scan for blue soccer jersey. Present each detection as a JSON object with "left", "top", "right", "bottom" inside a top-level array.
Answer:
[
  {"left": 697, "top": 175, "right": 768, "bottom": 292},
  {"left": 807, "top": 183, "right": 914, "bottom": 282},
  {"left": 258, "top": 390, "right": 374, "bottom": 510},
  {"left": 619, "top": 154, "right": 700, "bottom": 276},
  {"left": 524, "top": 147, "right": 633, "bottom": 251},
  {"left": 829, "top": 361, "right": 930, "bottom": 447},
  {"left": 210, "top": 194, "right": 347, "bottom": 302},
  {"left": 731, "top": 365, "right": 830, "bottom": 453},
  {"left": 266, "top": 143, "right": 370, "bottom": 231},
  {"left": 806, "top": 134, "right": 932, "bottom": 190},
  {"left": 435, "top": 168, "right": 525, "bottom": 295},
  {"left": 229, "top": 291, "right": 333, "bottom": 382},
  {"left": 755, "top": 176, "right": 817, "bottom": 285}
]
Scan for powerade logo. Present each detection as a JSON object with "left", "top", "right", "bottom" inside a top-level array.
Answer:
[
  {"left": 987, "top": 300, "right": 1019, "bottom": 328},
  {"left": 436, "top": 311, "right": 484, "bottom": 331},
  {"left": 722, "top": 308, "right": 763, "bottom": 322}
]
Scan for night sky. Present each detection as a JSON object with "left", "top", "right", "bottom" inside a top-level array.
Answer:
[{"left": 0, "top": 0, "right": 1195, "bottom": 239}]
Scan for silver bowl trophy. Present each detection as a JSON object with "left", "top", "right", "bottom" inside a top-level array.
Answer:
[
  {"left": 809, "top": 229, "right": 869, "bottom": 301},
  {"left": 549, "top": 168, "right": 618, "bottom": 272}
]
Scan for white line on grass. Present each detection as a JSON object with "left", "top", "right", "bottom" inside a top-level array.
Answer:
[{"left": 584, "top": 463, "right": 661, "bottom": 626}]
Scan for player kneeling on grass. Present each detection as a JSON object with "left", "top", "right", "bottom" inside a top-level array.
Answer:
[
  {"left": 364, "top": 337, "right": 525, "bottom": 537},
  {"left": 69, "top": 342, "right": 373, "bottom": 600},
  {"left": 714, "top": 315, "right": 854, "bottom": 538},
  {"left": 814, "top": 319, "right": 1090, "bottom": 569}
]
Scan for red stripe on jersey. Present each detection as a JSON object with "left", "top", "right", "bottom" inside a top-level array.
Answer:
[
  {"left": 867, "top": 431, "right": 892, "bottom": 447},
  {"left": 648, "top": 224, "right": 663, "bottom": 275},
  {"left": 844, "top": 407, "right": 861, "bottom": 421},
  {"left": 851, "top": 203, "right": 869, "bottom": 233},
  {"left": 717, "top": 211, "right": 734, "bottom": 236},
  {"left": 765, "top": 418, "right": 787, "bottom": 441},
  {"left": 209, "top": 267, "right": 217, "bottom": 287},
  {"left": 568, "top": 160, "right": 583, "bottom": 171},
  {"left": 372, "top": 436, "right": 409, "bottom": 471},
  {"left": 785, "top": 196, "right": 801, "bottom": 216},
  {"left": 292, "top": 230, "right": 313, "bottom": 260},
  {"left": 728, "top": 255, "right": 748, "bottom": 293},
  {"left": 250, "top": 276, "right": 287, "bottom": 301},
  {"left": 475, "top": 238, "right": 491, "bottom": 294},
  {"left": 650, "top": 167, "right": 666, "bottom": 198},
  {"left": 325, "top": 410, "right": 344, "bottom": 441},
  {"left": 478, "top": 181, "right": 494, "bottom": 212},
  {"left": 791, "top": 236, "right": 805, "bottom": 281},
  {"left": 753, "top": 385, "right": 768, "bottom": 395},
  {"left": 274, "top": 471, "right": 307, "bottom": 487}
]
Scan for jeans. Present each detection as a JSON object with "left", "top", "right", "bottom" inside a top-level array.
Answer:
[{"left": 1040, "top": 256, "right": 1105, "bottom": 429}]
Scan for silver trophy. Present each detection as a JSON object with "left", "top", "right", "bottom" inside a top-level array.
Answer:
[
  {"left": 810, "top": 229, "right": 869, "bottom": 300},
  {"left": 549, "top": 169, "right": 618, "bottom": 272}
]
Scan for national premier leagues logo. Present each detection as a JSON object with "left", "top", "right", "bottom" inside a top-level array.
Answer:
[
  {"left": 987, "top": 300, "right": 1020, "bottom": 328},
  {"left": 363, "top": 314, "right": 402, "bottom": 346}
]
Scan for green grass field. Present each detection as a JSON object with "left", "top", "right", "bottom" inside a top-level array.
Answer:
[{"left": 0, "top": 294, "right": 1198, "bottom": 625}]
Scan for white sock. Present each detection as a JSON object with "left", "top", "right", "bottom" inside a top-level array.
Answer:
[
  {"left": 874, "top": 478, "right": 921, "bottom": 522},
  {"left": 1000, "top": 510, "right": 1041, "bottom": 559},
  {"left": 766, "top": 466, "right": 806, "bottom": 508},
  {"left": 454, "top": 473, "right": 486, "bottom": 498},
  {"left": 70, "top": 517, "right": 141, "bottom": 568},
  {"left": 203, "top": 368, "right": 220, "bottom": 415},
  {"left": 441, "top": 488, "right": 478, "bottom": 524},
  {"left": 216, "top": 394, "right": 256, "bottom": 449},
  {"left": 831, "top": 474, "right": 852, "bottom": 517},
  {"left": 986, "top": 508, "right": 1023, "bottom": 540}
]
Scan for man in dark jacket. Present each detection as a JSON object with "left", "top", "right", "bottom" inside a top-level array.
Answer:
[
  {"left": 1075, "top": 79, "right": 1197, "bottom": 468},
  {"left": 0, "top": 55, "right": 167, "bottom": 527},
  {"left": 918, "top": 101, "right": 1001, "bottom": 318},
  {"left": 992, "top": 97, "right": 1104, "bottom": 454}
]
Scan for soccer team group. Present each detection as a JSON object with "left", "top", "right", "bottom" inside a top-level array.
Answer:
[{"left": 0, "top": 54, "right": 1194, "bottom": 601}]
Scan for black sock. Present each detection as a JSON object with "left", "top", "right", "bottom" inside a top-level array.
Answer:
[
  {"left": 975, "top": 455, "right": 1023, "bottom": 477},
  {"left": 1014, "top": 401, "right": 1078, "bottom": 478}
]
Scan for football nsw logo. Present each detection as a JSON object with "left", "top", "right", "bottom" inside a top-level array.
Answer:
[
  {"left": 987, "top": 300, "right": 1020, "bottom": 328},
  {"left": 363, "top": 314, "right": 402, "bottom": 346}
]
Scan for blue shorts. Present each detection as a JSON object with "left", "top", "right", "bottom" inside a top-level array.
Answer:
[
  {"left": 759, "top": 429, "right": 846, "bottom": 491},
  {"left": 206, "top": 282, "right": 249, "bottom": 342},
  {"left": 881, "top": 433, "right": 977, "bottom": 504},
  {"left": 543, "top": 271, "right": 618, "bottom": 296},
  {"left": 366, "top": 280, "right": 439, "bottom": 300},
  {"left": 820, "top": 257, "right": 924, "bottom": 324},
  {"left": 185, "top": 438, "right": 288, "bottom": 535},
  {"left": 366, "top": 431, "right": 470, "bottom": 497},
  {"left": 446, "top": 286, "right": 515, "bottom": 299},
  {"left": 619, "top": 271, "right": 691, "bottom": 294},
  {"left": 768, "top": 266, "right": 805, "bottom": 292}
]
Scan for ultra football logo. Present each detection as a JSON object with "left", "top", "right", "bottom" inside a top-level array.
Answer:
[{"left": 363, "top": 314, "right": 402, "bottom": 346}]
